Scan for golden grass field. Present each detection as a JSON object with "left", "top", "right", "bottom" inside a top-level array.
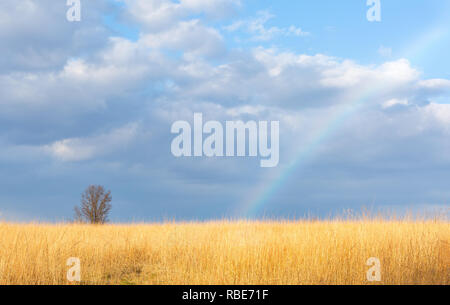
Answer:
[{"left": 0, "top": 220, "right": 448, "bottom": 285}]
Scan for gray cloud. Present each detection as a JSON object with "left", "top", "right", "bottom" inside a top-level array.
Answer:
[{"left": 0, "top": 0, "right": 449, "bottom": 221}]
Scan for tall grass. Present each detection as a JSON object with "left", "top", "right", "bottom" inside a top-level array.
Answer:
[{"left": 0, "top": 220, "right": 448, "bottom": 285}]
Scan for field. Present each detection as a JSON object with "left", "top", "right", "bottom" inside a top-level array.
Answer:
[{"left": 0, "top": 220, "right": 448, "bottom": 285}]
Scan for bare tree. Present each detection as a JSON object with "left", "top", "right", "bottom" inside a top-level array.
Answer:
[{"left": 74, "top": 185, "right": 112, "bottom": 224}]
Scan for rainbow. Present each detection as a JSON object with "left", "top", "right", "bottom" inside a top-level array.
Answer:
[
  {"left": 237, "top": 17, "right": 450, "bottom": 217},
  {"left": 237, "top": 89, "right": 374, "bottom": 217}
]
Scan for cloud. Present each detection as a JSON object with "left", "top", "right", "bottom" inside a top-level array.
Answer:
[
  {"left": 378, "top": 45, "right": 392, "bottom": 57},
  {"left": 0, "top": 0, "right": 111, "bottom": 72},
  {"left": 225, "top": 11, "right": 310, "bottom": 41},
  {"left": 44, "top": 123, "right": 140, "bottom": 162},
  {"left": 418, "top": 78, "right": 450, "bottom": 90},
  {"left": 122, "top": 0, "right": 241, "bottom": 31},
  {"left": 140, "top": 19, "right": 225, "bottom": 57},
  {"left": 382, "top": 98, "right": 409, "bottom": 109},
  {"left": 166, "top": 49, "right": 424, "bottom": 111},
  {"left": 0, "top": 0, "right": 450, "bottom": 220}
]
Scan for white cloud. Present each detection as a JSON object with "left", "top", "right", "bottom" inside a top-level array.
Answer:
[
  {"left": 170, "top": 48, "right": 424, "bottom": 111},
  {"left": 418, "top": 79, "right": 450, "bottom": 90},
  {"left": 378, "top": 45, "right": 392, "bottom": 57},
  {"left": 123, "top": 0, "right": 241, "bottom": 31},
  {"left": 423, "top": 103, "right": 450, "bottom": 127},
  {"left": 225, "top": 11, "right": 310, "bottom": 41},
  {"left": 44, "top": 123, "right": 140, "bottom": 162},
  {"left": 140, "top": 19, "right": 225, "bottom": 57},
  {"left": 382, "top": 98, "right": 409, "bottom": 109}
]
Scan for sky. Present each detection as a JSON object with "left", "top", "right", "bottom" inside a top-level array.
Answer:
[{"left": 0, "top": 0, "right": 450, "bottom": 221}]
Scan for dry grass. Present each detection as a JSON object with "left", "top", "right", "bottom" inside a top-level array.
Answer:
[{"left": 0, "top": 220, "right": 448, "bottom": 285}]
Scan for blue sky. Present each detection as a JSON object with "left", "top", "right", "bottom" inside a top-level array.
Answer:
[{"left": 0, "top": 0, "right": 449, "bottom": 221}]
